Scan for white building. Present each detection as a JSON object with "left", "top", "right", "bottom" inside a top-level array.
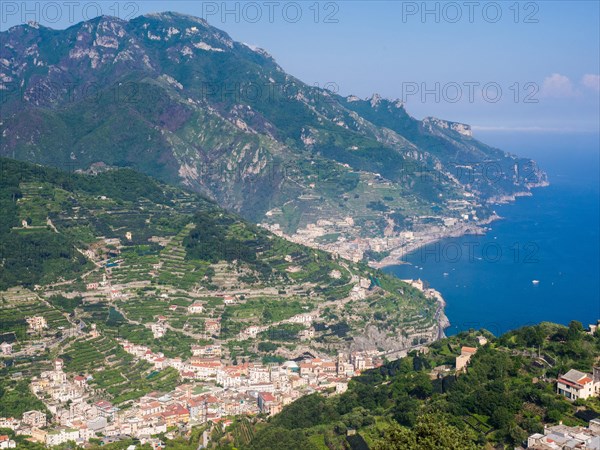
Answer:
[
  {"left": 45, "top": 428, "right": 80, "bottom": 446},
  {"left": 151, "top": 322, "right": 166, "bottom": 339},
  {"left": 0, "top": 342, "right": 12, "bottom": 355},
  {"left": 26, "top": 316, "right": 47, "bottom": 332},
  {"left": 188, "top": 302, "right": 204, "bottom": 314},
  {"left": 557, "top": 368, "right": 600, "bottom": 401},
  {"left": 22, "top": 410, "right": 47, "bottom": 428},
  {"left": 0, "top": 435, "right": 16, "bottom": 449}
]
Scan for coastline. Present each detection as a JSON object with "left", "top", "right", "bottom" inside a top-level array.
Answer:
[
  {"left": 368, "top": 213, "right": 501, "bottom": 270},
  {"left": 370, "top": 183, "right": 550, "bottom": 270},
  {"left": 371, "top": 182, "right": 551, "bottom": 341},
  {"left": 398, "top": 279, "right": 451, "bottom": 346}
]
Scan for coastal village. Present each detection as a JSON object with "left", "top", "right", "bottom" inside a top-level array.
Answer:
[
  {"left": 2, "top": 319, "right": 600, "bottom": 448},
  {"left": 260, "top": 205, "right": 493, "bottom": 268},
  {"left": 0, "top": 164, "right": 592, "bottom": 449},
  {"left": 0, "top": 222, "right": 597, "bottom": 448},
  {"left": 0, "top": 229, "right": 437, "bottom": 447},
  {"left": 0, "top": 348, "right": 381, "bottom": 447}
]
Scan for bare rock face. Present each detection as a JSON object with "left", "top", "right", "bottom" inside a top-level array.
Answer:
[{"left": 423, "top": 117, "right": 472, "bottom": 137}]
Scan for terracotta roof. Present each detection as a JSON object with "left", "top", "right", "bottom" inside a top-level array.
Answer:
[
  {"left": 259, "top": 392, "right": 276, "bottom": 402},
  {"left": 561, "top": 369, "right": 593, "bottom": 386}
]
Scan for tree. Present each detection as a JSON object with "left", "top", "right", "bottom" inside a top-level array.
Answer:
[
  {"left": 567, "top": 321, "right": 583, "bottom": 341},
  {"left": 490, "top": 406, "right": 512, "bottom": 429},
  {"left": 249, "top": 427, "right": 315, "bottom": 450},
  {"left": 373, "top": 414, "right": 478, "bottom": 450}
]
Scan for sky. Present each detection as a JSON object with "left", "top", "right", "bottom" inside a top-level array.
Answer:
[{"left": 1, "top": 1, "right": 599, "bottom": 134}]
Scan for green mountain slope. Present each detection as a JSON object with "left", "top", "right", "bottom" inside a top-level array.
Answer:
[
  {"left": 0, "top": 158, "right": 445, "bottom": 406},
  {"left": 0, "top": 13, "right": 547, "bottom": 251}
]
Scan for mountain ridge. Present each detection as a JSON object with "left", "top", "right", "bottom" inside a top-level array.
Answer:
[{"left": 0, "top": 12, "right": 548, "bottom": 262}]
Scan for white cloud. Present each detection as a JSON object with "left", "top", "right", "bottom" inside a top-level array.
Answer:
[
  {"left": 541, "top": 73, "right": 577, "bottom": 98},
  {"left": 581, "top": 74, "right": 600, "bottom": 92}
]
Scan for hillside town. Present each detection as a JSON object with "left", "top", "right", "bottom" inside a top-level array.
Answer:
[
  {"left": 3, "top": 324, "right": 600, "bottom": 449},
  {"left": 0, "top": 347, "right": 382, "bottom": 447}
]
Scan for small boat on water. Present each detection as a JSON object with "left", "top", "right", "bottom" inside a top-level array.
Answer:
[{"left": 532, "top": 280, "right": 540, "bottom": 285}]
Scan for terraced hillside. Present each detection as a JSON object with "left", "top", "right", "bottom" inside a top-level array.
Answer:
[{"left": 0, "top": 158, "right": 445, "bottom": 405}]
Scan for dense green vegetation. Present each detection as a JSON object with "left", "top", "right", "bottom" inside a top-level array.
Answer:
[
  {"left": 0, "top": 377, "right": 49, "bottom": 418},
  {"left": 0, "top": 157, "right": 211, "bottom": 289}
]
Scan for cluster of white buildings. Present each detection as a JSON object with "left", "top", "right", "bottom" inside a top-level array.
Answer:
[
  {"left": 9, "top": 336, "right": 383, "bottom": 448},
  {"left": 238, "top": 312, "right": 319, "bottom": 341},
  {"left": 2, "top": 359, "right": 118, "bottom": 447},
  {"left": 260, "top": 203, "right": 479, "bottom": 264},
  {"left": 260, "top": 218, "right": 367, "bottom": 262},
  {"left": 527, "top": 419, "right": 600, "bottom": 449},
  {"left": 118, "top": 338, "right": 382, "bottom": 423}
]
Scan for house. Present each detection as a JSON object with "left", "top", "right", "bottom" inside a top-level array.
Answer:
[
  {"left": 161, "top": 404, "right": 189, "bottom": 427},
  {"left": 26, "top": 316, "right": 47, "bottom": 332},
  {"left": 223, "top": 295, "right": 237, "bottom": 305},
  {"left": 140, "top": 401, "right": 163, "bottom": 417},
  {"left": 22, "top": 410, "right": 47, "bottom": 428},
  {"left": 299, "top": 328, "right": 315, "bottom": 341},
  {"left": 72, "top": 422, "right": 96, "bottom": 443},
  {"left": 187, "top": 398, "right": 205, "bottom": 422},
  {"left": 29, "top": 428, "right": 48, "bottom": 444},
  {"left": 188, "top": 359, "right": 222, "bottom": 379},
  {"left": 240, "top": 325, "right": 262, "bottom": 339},
  {"left": 191, "top": 344, "right": 222, "bottom": 358},
  {"left": 455, "top": 346, "right": 477, "bottom": 372},
  {"left": 188, "top": 302, "right": 204, "bottom": 314},
  {"left": 0, "top": 342, "right": 12, "bottom": 355},
  {"left": 557, "top": 368, "right": 600, "bottom": 401},
  {"left": 73, "top": 375, "right": 87, "bottom": 388},
  {"left": 204, "top": 319, "right": 221, "bottom": 335},
  {"left": 249, "top": 365, "right": 270, "bottom": 383},
  {"left": 168, "top": 305, "right": 178, "bottom": 312},
  {"left": 257, "top": 392, "right": 281, "bottom": 416},
  {"left": 151, "top": 322, "right": 166, "bottom": 339},
  {"left": 94, "top": 400, "right": 119, "bottom": 420},
  {"left": 0, "top": 436, "right": 16, "bottom": 449},
  {"left": 86, "top": 283, "right": 99, "bottom": 291},
  {"left": 89, "top": 323, "right": 100, "bottom": 338},
  {"left": 0, "top": 418, "right": 18, "bottom": 430},
  {"left": 217, "top": 367, "right": 243, "bottom": 388},
  {"left": 45, "top": 428, "right": 79, "bottom": 447},
  {"left": 110, "top": 289, "right": 124, "bottom": 299}
]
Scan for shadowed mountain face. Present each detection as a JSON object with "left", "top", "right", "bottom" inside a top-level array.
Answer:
[{"left": 0, "top": 12, "right": 546, "bottom": 235}]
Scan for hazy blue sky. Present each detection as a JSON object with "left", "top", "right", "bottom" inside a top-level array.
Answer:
[{"left": 2, "top": 1, "right": 599, "bottom": 133}]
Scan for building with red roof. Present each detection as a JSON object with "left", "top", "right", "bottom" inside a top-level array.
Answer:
[{"left": 557, "top": 368, "right": 600, "bottom": 400}]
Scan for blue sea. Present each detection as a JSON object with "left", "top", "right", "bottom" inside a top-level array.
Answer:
[{"left": 384, "top": 131, "right": 600, "bottom": 336}]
